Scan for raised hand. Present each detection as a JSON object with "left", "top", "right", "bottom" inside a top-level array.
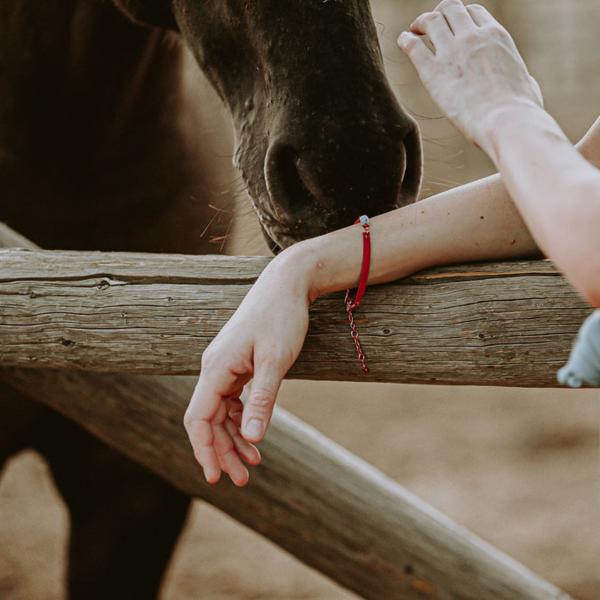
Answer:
[{"left": 398, "top": 0, "right": 543, "bottom": 156}]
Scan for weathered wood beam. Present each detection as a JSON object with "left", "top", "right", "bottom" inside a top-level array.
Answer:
[
  {"left": 3, "top": 368, "right": 570, "bottom": 600},
  {"left": 0, "top": 222, "right": 571, "bottom": 599},
  {"left": 0, "top": 238, "right": 590, "bottom": 387}
]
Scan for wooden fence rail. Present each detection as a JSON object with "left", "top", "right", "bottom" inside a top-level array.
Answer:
[
  {"left": 0, "top": 222, "right": 573, "bottom": 599},
  {"left": 0, "top": 237, "right": 590, "bottom": 387}
]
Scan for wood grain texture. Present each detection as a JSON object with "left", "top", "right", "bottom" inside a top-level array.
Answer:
[
  {"left": 0, "top": 242, "right": 590, "bottom": 386},
  {"left": 0, "top": 222, "right": 571, "bottom": 599},
  {"left": 3, "top": 368, "right": 570, "bottom": 600}
]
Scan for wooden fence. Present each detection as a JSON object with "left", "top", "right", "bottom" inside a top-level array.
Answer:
[{"left": 0, "top": 222, "right": 577, "bottom": 600}]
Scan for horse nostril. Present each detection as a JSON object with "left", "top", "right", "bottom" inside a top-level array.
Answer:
[
  {"left": 264, "top": 140, "right": 334, "bottom": 222},
  {"left": 264, "top": 121, "right": 423, "bottom": 236},
  {"left": 295, "top": 157, "right": 328, "bottom": 207}
]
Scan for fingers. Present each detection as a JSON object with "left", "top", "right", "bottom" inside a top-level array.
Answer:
[
  {"left": 397, "top": 31, "right": 433, "bottom": 66},
  {"left": 185, "top": 417, "right": 221, "bottom": 483},
  {"left": 241, "top": 356, "right": 284, "bottom": 443},
  {"left": 188, "top": 362, "right": 236, "bottom": 421},
  {"left": 184, "top": 356, "right": 247, "bottom": 484},
  {"left": 466, "top": 4, "right": 494, "bottom": 27},
  {"left": 410, "top": 11, "right": 452, "bottom": 51},
  {"left": 434, "top": 0, "right": 476, "bottom": 34},
  {"left": 213, "top": 422, "right": 249, "bottom": 487},
  {"left": 228, "top": 397, "right": 244, "bottom": 428},
  {"left": 224, "top": 418, "right": 261, "bottom": 465}
]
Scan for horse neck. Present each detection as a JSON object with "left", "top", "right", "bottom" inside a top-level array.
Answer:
[
  {"left": 0, "top": 0, "right": 185, "bottom": 161},
  {"left": 0, "top": 1, "right": 221, "bottom": 252}
]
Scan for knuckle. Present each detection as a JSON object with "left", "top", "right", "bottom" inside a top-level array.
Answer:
[
  {"left": 420, "top": 11, "right": 437, "bottom": 22},
  {"left": 183, "top": 411, "right": 195, "bottom": 431},
  {"left": 201, "top": 346, "right": 246, "bottom": 376},
  {"left": 257, "top": 348, "right": 287, "bottom": 370},
  {"left": 468, "top": 3, "right": 485, "bottom": 11},
  {"left": 200, "top": 347, "right": 215, "bottom": 368},
  {"left": 463, "top": 30, "right": 481, "bottom": 44},
  {"left": 399, "top": 32, "right": 418, "bottom": 52},
  {"left": 488, "top": 23, "right": 507, "bottom": 38},
  {"left": 404, "top": 37, "right": 418, "bottom": 52},
  {"left": 248, "top": 391, "right": 274, "bottom": 411},
  {"left": 479, "top": 24, "right": 496, "bottom": 38},
  {"left": 183, "top": 408, "right": 199, "bottom": 428}
]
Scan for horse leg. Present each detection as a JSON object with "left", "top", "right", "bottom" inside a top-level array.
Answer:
[
  {"left": 34, "top": 409, "right": 190, "bottom": 600},
  {"left": 0, "top": 380, "right": 191, "bottom": 599},
  {"left": 0, "top": 381, "right": 48, "bottom": 475}
]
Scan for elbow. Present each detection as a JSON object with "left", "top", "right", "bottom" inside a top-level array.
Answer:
[
  {"left": 576, "top": 264, "right": 600, "bottom": 308},
  {"left": 583, "top": 285, "right": 600, "bottom": 308},
  {"left": 570, "top": 178, "right": 600, "bottom": 307}
]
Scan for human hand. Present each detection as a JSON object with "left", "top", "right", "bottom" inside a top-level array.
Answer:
[
  {"left": 184, "top": 249, "right": 311, "bottom": 486},
  {"left": 397, "top": 0, "right": 543, "bottom": 156}
]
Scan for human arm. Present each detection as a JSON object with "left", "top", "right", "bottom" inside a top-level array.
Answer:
[
  {"left": 185, "top": 125, "right": 599, "bottom": 487},
  {"left": 184, "top": 173, "right": 538, "bottom": 487},
  {"left": 185, "top": 0, "right": 600, "bottom": 485},
  {"left": 185, "top": 119, "right": 600, "bottom": 486},
  {"left": 487, "top": 108, "right": 600, "bottom": 305},
  {"left": 286, "top": 113, "right": 600, "bottom": 301},
  {"left": 398, "top": 0, "right": 600, "bottom": 305}
]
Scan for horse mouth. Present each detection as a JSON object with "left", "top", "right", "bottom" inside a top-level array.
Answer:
[
  {"left": 257, "top": 129, "right": 422, "bottom": 255},
  {"left": 257, "top": 214, "right": 332, "bottom": 255}
]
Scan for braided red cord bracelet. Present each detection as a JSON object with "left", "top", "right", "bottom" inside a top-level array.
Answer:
[{"left": 344, "top": 215, "right": 371, "bottom": 373}]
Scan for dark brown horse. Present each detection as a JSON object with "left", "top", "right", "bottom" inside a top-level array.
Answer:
[{"left": 0, "top": 1, "right": 422, "bottom": 597}]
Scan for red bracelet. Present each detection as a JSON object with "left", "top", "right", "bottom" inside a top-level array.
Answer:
[{"left": 344, "top": 215, "right": 371, "bottom": 373}]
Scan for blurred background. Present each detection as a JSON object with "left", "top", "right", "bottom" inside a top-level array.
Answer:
[{"left": 1, "top": 1, "right": 599, "bottom": 598}]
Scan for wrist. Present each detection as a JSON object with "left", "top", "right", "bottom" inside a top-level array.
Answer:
[
  {"left": 478, "top": 102, "right": 547, "bottom": 163},
  {"left": 274, "top": 231, "right": 356, "bottom": 304},
  {"left": 271, "top": 209, "right": 428, "bottom": 304},
  {"left": 267, "top": 239, "right": 320, "bottom": 304}
]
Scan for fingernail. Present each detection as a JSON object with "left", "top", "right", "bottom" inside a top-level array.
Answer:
[
  {"left": 203, "top": 468, "right": 220, "bottom": 485},
  {"left": 245, "top": 418, "right": 263, "bottom": 439}
]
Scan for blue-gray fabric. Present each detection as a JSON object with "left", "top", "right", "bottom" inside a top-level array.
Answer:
[{"left": 557, "top": 309, "right": 600, "bottom": 388}]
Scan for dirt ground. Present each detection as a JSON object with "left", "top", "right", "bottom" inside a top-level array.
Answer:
[
  {"left": 2, "top": 1, "right": 600, "bottom": 599},
  {"left": 1, "top": 385, "right": 598, "bottom": 599}
]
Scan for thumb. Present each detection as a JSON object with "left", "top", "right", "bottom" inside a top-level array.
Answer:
[{"left": 242, "top": 358, "right": 283, "bottom": 443}]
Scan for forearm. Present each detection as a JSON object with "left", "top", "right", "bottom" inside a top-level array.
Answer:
[
  {"left": 485, "top": 107, "right": 600, "bottom": 303},
  {"left": 276, "top": 112, "right": 600, "bottom": 304},
  {"left": 279, "top": 172, "right": 538, "bottom": 302}
]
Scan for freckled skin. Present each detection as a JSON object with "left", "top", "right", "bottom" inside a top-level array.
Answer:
[{"left": 1, "top": 1, "right": 423, "bottom": 596}]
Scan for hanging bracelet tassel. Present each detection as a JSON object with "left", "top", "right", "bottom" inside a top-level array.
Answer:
[{"left": 344, "top": 215, "right": 371, "bottom": 373}]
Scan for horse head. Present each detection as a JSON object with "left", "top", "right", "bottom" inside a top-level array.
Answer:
[{"left": 116, "top": 1, "right": 422, "bottom": 252}]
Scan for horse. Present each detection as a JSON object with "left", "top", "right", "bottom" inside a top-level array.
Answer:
[{"left": 0, "top": 1, "right": 422, "bottom": 597}]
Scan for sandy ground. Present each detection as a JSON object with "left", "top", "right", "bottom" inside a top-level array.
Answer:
[
  {"left": 2, "top": 1, "right": 600, "bottom": 599},
  {"left": 1, "top": 385, "right": 599, "bottom": 599}
]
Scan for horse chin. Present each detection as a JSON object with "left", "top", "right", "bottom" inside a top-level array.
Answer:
[
  {"left": 258, "top": 219, "right": 327, "bottom": 255},
  {"left": 257, "top": 221, "right": 285, "bottom": 255}
]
